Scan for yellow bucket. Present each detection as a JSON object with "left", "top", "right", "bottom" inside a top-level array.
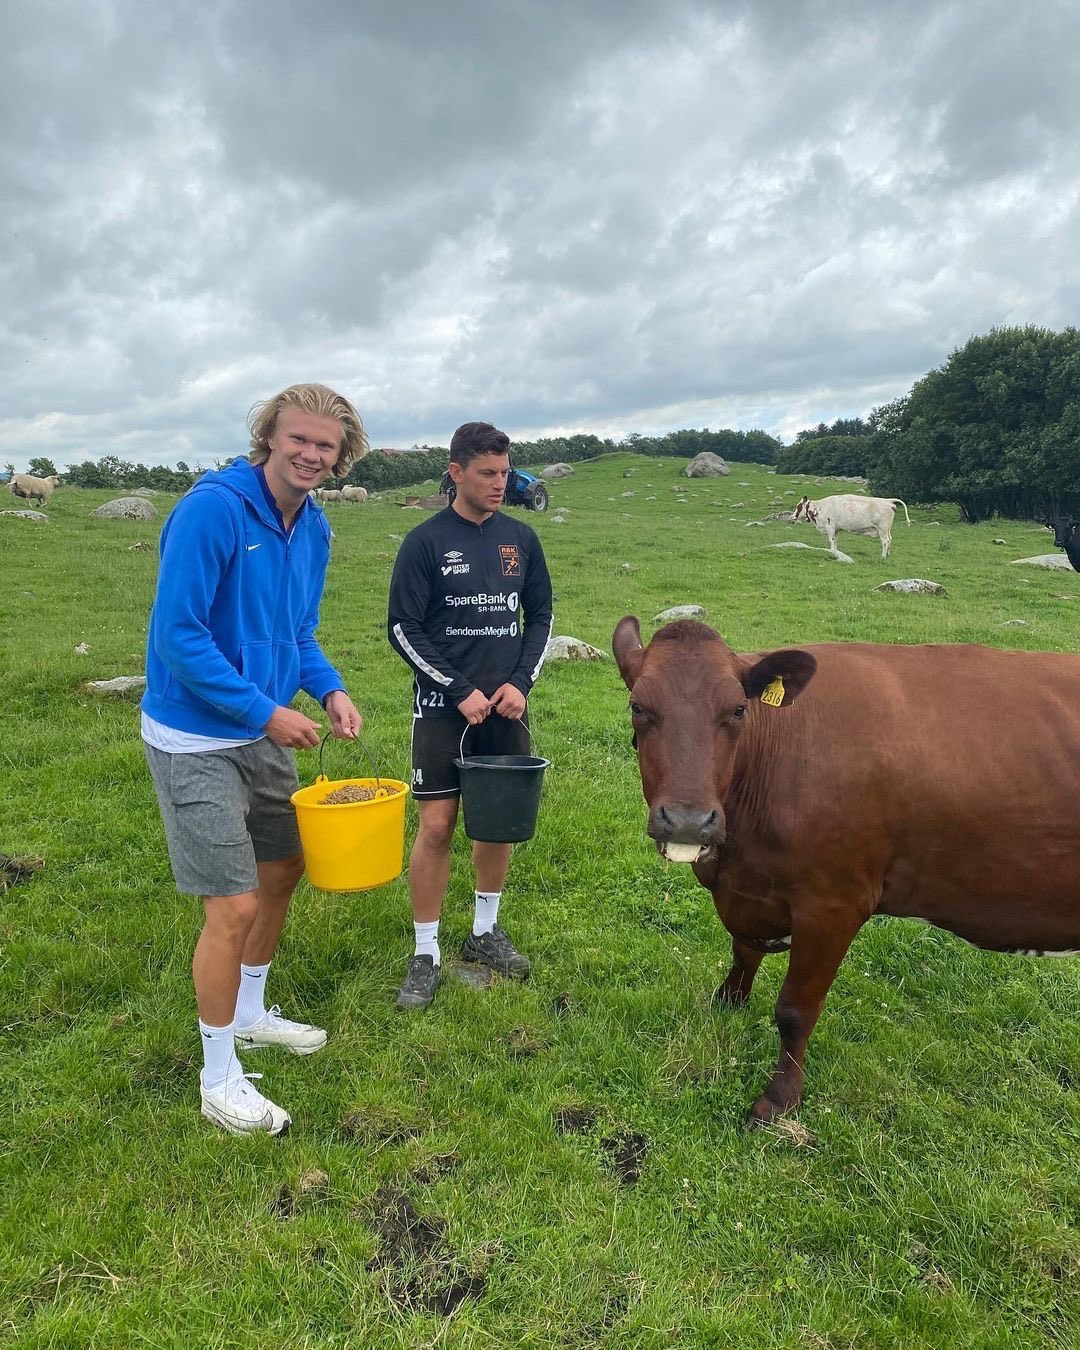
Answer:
[{"left": 291, "top": 774, "right": 410, "bottom": 892}]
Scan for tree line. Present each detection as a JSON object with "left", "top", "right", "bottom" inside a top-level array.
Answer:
[
  {"left": 335, "top": 427, "right": 783, "bottom": 490},
  {"left": 14, "top": 325, "right": 1079, "bottom": 522},
  {"left": 18, "top": 428, "right": 782, "bottom": 495},
  {"left": 777, "top": 326, "right": 1080, "bottom": 522}
]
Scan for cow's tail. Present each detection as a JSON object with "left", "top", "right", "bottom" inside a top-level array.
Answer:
[{"left": 893, "top": 498, "right": 912, "bottom": 526}]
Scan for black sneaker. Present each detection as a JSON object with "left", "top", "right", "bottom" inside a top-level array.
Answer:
[
  {"left": 396, "top": 955, "right": 441, "bottom": 1010},
  {"left": 461, "top": 925, "right": 531, "bottom": 980}
]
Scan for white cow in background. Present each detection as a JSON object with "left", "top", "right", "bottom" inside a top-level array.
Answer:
[{"left": 793, "top": 493, "right": 912, "bottom": 560}]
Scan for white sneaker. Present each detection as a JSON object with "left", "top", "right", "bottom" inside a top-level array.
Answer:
[
  {"left": 200, "top": 1072, "right": 291, "bottom": 1136},
  {"left": 234, "top": 1005, "right": 328, "bottom": 1056}
]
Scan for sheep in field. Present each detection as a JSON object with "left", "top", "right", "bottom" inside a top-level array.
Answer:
[{"left": 8, "top": 473, "right": 62, "bottom": 505}]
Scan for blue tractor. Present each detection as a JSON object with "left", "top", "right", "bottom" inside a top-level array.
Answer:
[{"left": 440, "top": 466, "right": 550, "bottom": 512}]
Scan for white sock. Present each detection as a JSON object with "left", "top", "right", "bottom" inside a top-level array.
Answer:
[
  {"left": 473, "top": 891, "right": 501, "bottom": 936},
  {"left": 414, "top": 920, "right": 441, "bottom": 965},
  {"left": 234, "top": 962, "right": 271, "bottom": 1029},
  {"left": 200, "top": 1020, "right": 242, "bottom": 1091}
]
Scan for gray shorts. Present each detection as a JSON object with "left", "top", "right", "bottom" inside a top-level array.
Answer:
[{"left": 144, "top": 739, "right": 302, "bottom": 896}]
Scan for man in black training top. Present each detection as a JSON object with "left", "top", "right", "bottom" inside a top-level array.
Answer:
[{"left": 387, "top": 422, "right": 554, "bottom": 1009}]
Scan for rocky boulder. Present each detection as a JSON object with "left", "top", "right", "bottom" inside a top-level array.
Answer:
[
  {"left": 685, "top": 453, "right": 730, "bottom": 478},
  {"left": 541, "top": 463, "right": 574, "bottom": 480},
  {"left": 653, "top": 605, "right": 708, "bottom": 622},
  {"left": 1009, "top": 554, "right": 1075, "bottom": 570},
  {"left": 874, "top": 579, "right": 946, "bottom": 595},
  {"left": 544, "top": 635, "right": 606, "bottom": 660},
  {"left": 84, "top": 675, "right": 148, "bottom": 695},
  {"left": 90, "top": 497, "right": 158, "bottom": 521}
]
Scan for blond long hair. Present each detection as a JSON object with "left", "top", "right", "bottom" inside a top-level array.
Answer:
[{"left": 247, "top": 383, "right": 369, "bottom": 477}]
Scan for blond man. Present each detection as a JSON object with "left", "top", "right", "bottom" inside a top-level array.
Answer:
[{"left": 142, "top": 384, "right": 366, "bottom": 1134}]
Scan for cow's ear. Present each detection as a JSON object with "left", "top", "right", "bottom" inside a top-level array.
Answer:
[
  {"left": 741, "top": 649, "right": 817, "bottom": 706},
  {"left": 612, "top": 616, "right": 646, "bottom": 690}
]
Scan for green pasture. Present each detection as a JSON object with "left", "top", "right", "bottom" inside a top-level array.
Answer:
[{"left": 2, "top": 455, "right": 1080, "bottom": 1347}]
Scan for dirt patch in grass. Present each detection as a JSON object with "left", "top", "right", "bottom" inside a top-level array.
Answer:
[
  {"left": 907, "top": 1242, "right": 955, "bottom": 1294},
  {"left": 339, "top": 1104, "right": 425, "bottom": 1147},
  {"left": 601, "top": 1130, "right": 648, "bottom": 1186},
  {"left": 561, "top": 1289, "right": 632, "bottom": 1345},
  {"left": 552, "top": 991, "right": 577, "bottom": 1017},
  {"left": 554, "top": 1107, "right": 647, "bottom": 1185},
  {"left": 1, "top": 853, "right": 44, "bottom": 891},
  {"left": 363, "top": 1185, "right": 486, "bottom": 1316},
  {"left": 409, "top": 1152, "right": 462, "bottom": 1184},
  {"left": 506, "top": 1027, "right": 546, "bottom": 1058},
  {"left": 128, "top": 1045, "right": 194, "bottom": 1099},
  {"left": 554, "top": 1104, "right": 600, "bottom": 1135},
  {"left": 271, "top": 1168, "right": 330, "bottom": 1219}
]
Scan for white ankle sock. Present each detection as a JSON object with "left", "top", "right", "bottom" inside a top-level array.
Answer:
[
  {"left": 414, "top": 920, "right": 441, "bottom": 965},
  {"left": 473, "top": 891, "right": 501, "bottom": 936},
  {"left": 234, "top": 962, "right": 271, "bottom": 1029},
  {"left": 200, "top": 1020, "right": 241, "bottom": 1091}
]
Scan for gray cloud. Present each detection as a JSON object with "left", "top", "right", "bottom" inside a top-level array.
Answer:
[{"left": 4, "top": 0, "right": 1080, "bottom": 468}]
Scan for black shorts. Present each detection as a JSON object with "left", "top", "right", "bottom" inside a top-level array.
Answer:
[{"left": 410, "top": 712, "right": 530, "bottom": 799}]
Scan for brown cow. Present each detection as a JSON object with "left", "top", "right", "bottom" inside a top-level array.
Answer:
[{"left": 612, "top": 616, "right": 1080, "bottom": 1126}]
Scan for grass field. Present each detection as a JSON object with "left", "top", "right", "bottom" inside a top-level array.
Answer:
[{"left": 3, "top": 454, "right": 1080, "bottom": 1348}]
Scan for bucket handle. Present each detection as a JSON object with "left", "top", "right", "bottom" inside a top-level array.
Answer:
[
  {"left": 457, "top": 713, "right": 534, "bottom": 765},
  {"left": 317, "top": 731, "right": 383, "bottom": 789}
]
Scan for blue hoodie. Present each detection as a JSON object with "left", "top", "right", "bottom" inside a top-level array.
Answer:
[{"left": 141, "top": 458, "right": 344, "bottom": 738}]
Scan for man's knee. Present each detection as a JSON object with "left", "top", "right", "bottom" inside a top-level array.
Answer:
[
  {"left": 203, "top": 890, "right": 260, "bottom": 940},
  {"left": 262, "top": 851, "right": 305, "bottom": 889},
  {"left": 416, "top": 802, "right": 458, "bottom": 852}
]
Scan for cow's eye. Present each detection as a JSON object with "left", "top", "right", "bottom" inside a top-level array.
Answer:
[
  {"left": 629, "top": 701, "right": 645, "bottom": 717},
  {"left": 732, "top": 704, "right": 746, "bottom": 720}
]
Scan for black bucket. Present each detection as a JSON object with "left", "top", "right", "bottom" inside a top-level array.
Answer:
[{"left": 454, "top": 753, "right": 550, "bottom": 843}]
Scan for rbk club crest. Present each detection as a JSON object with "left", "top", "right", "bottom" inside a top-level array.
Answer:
[{"left": 499, "top": 544, "right": 521, "bottom": 577}]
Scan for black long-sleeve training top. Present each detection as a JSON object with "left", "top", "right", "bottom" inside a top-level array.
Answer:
[{"left": 387, "top": 507, "right": 554, "bottom": 718}]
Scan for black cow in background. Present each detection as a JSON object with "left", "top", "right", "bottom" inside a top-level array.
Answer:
[{"left": 1050, "top": 517, "right": 1080, "bottom": 572}]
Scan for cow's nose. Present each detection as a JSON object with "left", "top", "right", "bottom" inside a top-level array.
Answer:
[{"left": 648, "top": 804, "right": 724, "bottom": 845}]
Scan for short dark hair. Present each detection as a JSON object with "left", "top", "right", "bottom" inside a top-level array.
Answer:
[{"left": 449, "top": 421, "right": 510, "bottom": 467}]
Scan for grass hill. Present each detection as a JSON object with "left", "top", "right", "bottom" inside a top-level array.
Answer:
[{"left": 2, "top": 457, "right": 1079, "bottom": 1346}]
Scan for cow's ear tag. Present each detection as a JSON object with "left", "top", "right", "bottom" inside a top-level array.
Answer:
[{"left": 760, "top": 675, "right": 785, "bottom": 707}]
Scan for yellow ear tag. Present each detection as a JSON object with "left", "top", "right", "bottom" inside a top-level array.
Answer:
[{"left": 760, "top": 676, "right": 785, "bottom": 707}]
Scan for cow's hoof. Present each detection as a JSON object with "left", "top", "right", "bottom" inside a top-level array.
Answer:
[
  {"left": 712, "top": 983, "right": 749, "bottom": 1008},
  {"left": 744, "top": 1094, "right": 794, "bottom": 1129}
]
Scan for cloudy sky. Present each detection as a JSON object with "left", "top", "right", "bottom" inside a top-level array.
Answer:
[{"left": 4, "top": 0, "right": 1080, "bottom": 470}]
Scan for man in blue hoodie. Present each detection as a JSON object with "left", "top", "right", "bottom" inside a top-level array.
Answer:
[{"left": 142, "top": 383, "right": 366, "bottom": 1136}]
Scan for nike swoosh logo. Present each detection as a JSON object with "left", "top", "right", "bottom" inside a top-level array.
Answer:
[{"left": 247, "top": 544, "right": 262, "bottom": 552}]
